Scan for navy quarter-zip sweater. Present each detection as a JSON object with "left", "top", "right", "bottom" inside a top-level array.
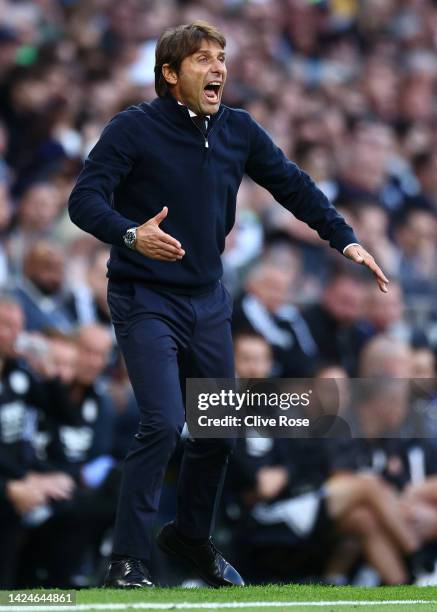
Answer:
[{"left": 68, "top": 93, "right": 358, "bottom": 294}]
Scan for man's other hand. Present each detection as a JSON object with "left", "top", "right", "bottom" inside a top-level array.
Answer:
[
  {"left": 344, "top": 244, "right": 389, "bottom": 293},
  {"left": 27, "top": 472, "right": 75, "bottom": 501},
  {"left": 135, "top": 206, "right": 185, "bottom": 261},
  {"left": 5, "top": 478, "right": 47, "bottom": 514},
  {"left": 256, "top": 466, "right": 289, "bottom": 500}
]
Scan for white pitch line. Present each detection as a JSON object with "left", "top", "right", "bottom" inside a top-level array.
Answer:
[{"left": 1, "top": 601, "right": 437, "bottom": 611}]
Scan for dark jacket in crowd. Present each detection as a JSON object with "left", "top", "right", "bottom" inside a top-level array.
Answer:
[
  {"left": 301, "top": 303, "right": 368, "bottom": 375},
  {"left": 229, "top": 437, "right": 335, "bottom": 502},
  {"left": 232, "top": 293, "right": 318, "bottom": 377},
  {"left": 41, "top": 380, "right": 116, "bottom": 480},
  {"left": 0, "top": 360, "right": 55, "bottom": 500},
  {"left": 331, "top": 438, "right": 437, "bottom": 490},
  {"left": 68, "top": 94, "right": 358, "bottom": 295}
]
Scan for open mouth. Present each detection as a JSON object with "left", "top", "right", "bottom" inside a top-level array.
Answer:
[{"left": 203, "top": 81, "right": 221, "bottom": 104}]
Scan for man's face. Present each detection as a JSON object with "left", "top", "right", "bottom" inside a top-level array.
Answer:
[
  {"left": 75, "top": 327, "right": 112, "bottom": 385},
  {"left": 234, "top": 336, "right": 272, "bottom": 379},
  {"left": 323, "top": 277, "right": 365, "bottom": 325},
  {"left": 50, "top": 339, "right": 79, "bottom": 385},
  {"left": 167, "top": 39, "right": 227, "bottom": 115},
  {"left": 0, "top": 303, "right": 24, "bottom": 357},
  {"left": 366, "top": 282, "right": 403, "bottom": 331},
  {"left": 25, "top": 245, "right": 65, "bottom": 296}
]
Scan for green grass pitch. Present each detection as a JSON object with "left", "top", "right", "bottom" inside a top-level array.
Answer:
[{"left": 3, "top": 585, "right": 437, "bottom": 611}]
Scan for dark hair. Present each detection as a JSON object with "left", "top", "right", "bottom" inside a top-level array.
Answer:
[
  {"left": 154, "top": 21, "right": 226, "bottom": 97},
  {"left": 232, "top": 327, "right": 270, "bottom": 346}
]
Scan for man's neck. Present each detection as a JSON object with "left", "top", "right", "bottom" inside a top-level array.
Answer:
[{"left": 176, "top": 100, "right": 209, "bottom": 119}]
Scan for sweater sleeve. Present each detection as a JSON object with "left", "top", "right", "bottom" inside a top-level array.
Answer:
[
  {"left": 245, "top": 116, "right": 359, "bottom": 254},
  {"left": 0, "top": 478, "right": 7, "bottom": 501},
  {"left": 0, "top": 447, "right": 28, "bottom": 480},
  {"left": 68, "top": 111, "right": 140, "bottom": 247}
]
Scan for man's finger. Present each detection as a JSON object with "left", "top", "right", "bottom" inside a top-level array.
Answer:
[
  {"left": 156, "top": 236, "right": 185, "bottom": 255},
  {"left": 153, "top": 238, "right": 184, "bottom": 257},
  {"left": 378, "top": 280, "right": 389, "bottom": 293},
  {"left": 347, "top": 245, "right": 387, "bottom": 274},
  {"left": 377, "top": 277, "right": 389, "bottom": 293},
  {"left": 153, "top": 249, "right": 182, "bottom": 261},
  {"left": 345, "top": 245, "right": 390, "bottom": 293},
  {"left": 366, "top": 258, "right": 389, "bottom": 284},
  {"left": 157, "top": 230, "right": 184, "bottom": 251},
  {"left": 152, "top": 206, "right": 168, "bottom": 225},
  {"left": 363, "top": 257, "right": 389, "bottom": 293},
  {"left": 154, "top": 246, "right": 184, "bottom": 259}
]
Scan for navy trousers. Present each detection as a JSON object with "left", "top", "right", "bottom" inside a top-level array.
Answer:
[{"left": 107, "top": 279, "right": 235, "bottom": 564}]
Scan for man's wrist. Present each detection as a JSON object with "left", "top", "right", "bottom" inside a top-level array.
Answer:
[
  {"left": 343, "top": 242, "right": 360, "bottom": 255},
  {"left": 123, "top": 227, "right": 137, "bottom": 250}
]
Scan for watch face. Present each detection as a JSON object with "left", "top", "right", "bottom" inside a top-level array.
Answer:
[{"left": 124, "top": 229, "right": 136, "bottom": 248}]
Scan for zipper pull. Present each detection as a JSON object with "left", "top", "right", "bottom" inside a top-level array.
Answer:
[{"left": 205, "top": 138, "right": 209, "bottom": 148}]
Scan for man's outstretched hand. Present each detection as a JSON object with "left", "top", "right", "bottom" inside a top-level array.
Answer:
[
  {"left": 135, "top": 206, "right": 185, "bottom": 261},
  {"left": 344, "top": 244, "right": 389, "bottom": 293}
]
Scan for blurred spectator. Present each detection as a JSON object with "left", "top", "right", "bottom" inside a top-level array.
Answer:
[
  {"left": 404, "top": 151, "right": 437, "bottom": 214},
  {"left": 351, "top": 203, "right": 401, "bottom": 278},
  {"left": 333, "top": 372, "right": 437, "bottom": 583},
  {"left": 46, "top": 324, "right": 115, "bottom": 475},
  {"left": 65, "top": 247, "right": 111, "bottom": 327},
  {"left": 13, "top": 240, "right": 75, "bottom": 332},
  {"left": 233, "top": 330, "right": 274, "bottom": 380},
  {"left": 47, "top": 334, "right": 79, "bottom": 387},
  {"left": 359, "top": 334, "right": 412, "bottom": 378},
  {"left": 395, "top": 208, "right": 437, "bottom": 301},
  {"left": 17, "top": 324, "right": 118, "bottom": 588},
  {"left": 336, "top": 120, "right": 402, "bottom": 216},
  {"left": 228, "top": 340, "right": 418, "bottom": 585},
  {"left": 232, "top": 261, "right": 318, "bottom": 376},
  {"left": 8, "top": 182, "right": 63, "bottom": 273},
  {"left": 222, "top": 179, "right": 264, "bottom": 295},
  {"left": 330, "top": 379, "right": 420, "bottom": 584},
  {"left": 363, "top": 280, "right": 408, "bottom": 340},
  {"left": 411, "top": 344, "right": 436, "bottom": 380},
  {"left": 301, "top": 271, "right": 367, "bottom": 375},
  {"left": 0, "top": 296, "right": 75, "bottom": 588}
]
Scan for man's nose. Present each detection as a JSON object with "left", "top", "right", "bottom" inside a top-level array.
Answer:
[{"left": 211, "top": 60, "right": 225, "bottom": 75}]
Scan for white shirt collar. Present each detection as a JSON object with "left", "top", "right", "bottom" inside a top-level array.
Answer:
[{"left": 177, "top": 100, "right": 210, "bottom": 120}]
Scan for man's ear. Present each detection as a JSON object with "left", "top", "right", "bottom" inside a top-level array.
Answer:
[{"left": 162, "top": 64, "right": 178, "bottom": 86}]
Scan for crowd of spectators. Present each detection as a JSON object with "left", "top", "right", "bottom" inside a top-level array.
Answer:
[{"left": 0, "top": 0, "right": 437, "bottom": 588}]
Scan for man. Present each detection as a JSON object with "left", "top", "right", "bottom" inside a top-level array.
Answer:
[
  {"left": 68, "top": 21, "right": 388, "bottom": 589},
  {"left": 18, "top": 325, "right": 117, "bottom": 588},
  {"left": 65, "top": 248, "right": 113, "bottom": 328},
  {"left": 42, "top": 325, "right": 115, "bottom": 479},
  {"left": 232, "top": 261, "right": 318, "bottom": 377},
  {"left": 229, "top": 332, "right": 415, "bottom": 585},
  {"left": 13, "top": 240, "right": 74, "bottom": 333},
  {"left": 301, "top": 271, "right": 369, "bottom": 375},
  {"left": 0, "top": 297, "right": 75, "bottom": 587},
  {"left": 359, "top": 335, "right": 412, "bottom": 379},
  {"left": 233, "top": 330, "right": 274, "bottom": 381}
]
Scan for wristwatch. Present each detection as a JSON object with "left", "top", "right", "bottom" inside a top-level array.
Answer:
[{"left": 123, "top": 227, "right": 137, "bottom": 250}]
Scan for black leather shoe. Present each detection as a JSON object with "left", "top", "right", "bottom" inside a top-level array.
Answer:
[
  {"left": 156, "top": 522, "right": 245, "bottom": 588},
  {"left": 103, "top": 558, "right": 154, "bottom": 588}
]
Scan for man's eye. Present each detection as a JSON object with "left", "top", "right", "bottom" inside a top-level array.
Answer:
[{"left": 198, "top": 57, "right": 208, "bottom": 63}]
